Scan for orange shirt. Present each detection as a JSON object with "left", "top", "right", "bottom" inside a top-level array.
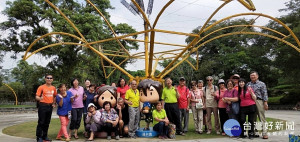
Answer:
[{"left": 36, "top": 84, "right": 57, "bottom": 103}]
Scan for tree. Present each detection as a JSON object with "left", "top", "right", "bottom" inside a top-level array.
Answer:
[
  {"left": 11, "top": 60, "right": 45, "bottom": 101},
  {"left": 265, "top": 0, "right": 300, "bottom": 85},
  {"left": 0, "top": 0, "right": 138, "bottom": 86},
  {"left": 0, "top": 53, "right": 3, "bottom": 86},
  {"left": 184, "top": 19, "right": 279, "bottom": 87}
]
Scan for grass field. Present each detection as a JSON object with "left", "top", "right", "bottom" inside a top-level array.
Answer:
[
  {"left": 0, "top": 104, "right": 35, "bottom": 108},
  {"left": 3, "top": 113, "right": 285, "bottom": 141}
]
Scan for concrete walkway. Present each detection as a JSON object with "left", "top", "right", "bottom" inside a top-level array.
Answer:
[{"left": 0, "top": 110, "right": 299, "bottom": 142}]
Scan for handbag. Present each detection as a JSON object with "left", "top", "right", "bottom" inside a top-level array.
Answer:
[
  {"left": 230, "top": 89, "right": 240, "bottom": 115},
  {"left": 195, "top": 98, "right": 203, "bottom": 109},
  {"left": 192, "top": 91, "right": 203, "bottom": 109}
]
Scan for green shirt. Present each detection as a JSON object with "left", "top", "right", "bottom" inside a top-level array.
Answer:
[
  {"left": 161, "top": 87, "right": 177, "bottom": 103},
  {"left": 125, "top": 88, "right": 140, "bottom": 107},
  {"left": 152, "top": 109, "right": 167, "bottom": 125}
]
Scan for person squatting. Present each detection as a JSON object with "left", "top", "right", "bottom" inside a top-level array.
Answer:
[{"left": 36, "top": 71, "right": 268, "bottom": 141}]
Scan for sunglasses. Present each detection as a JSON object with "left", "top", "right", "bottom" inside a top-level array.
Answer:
[
  {"left": 207, "top": 79, "right": 213, "bottom": 81},
  {"left": 46, "top": 77, "right": 53, "bottom": 80}
]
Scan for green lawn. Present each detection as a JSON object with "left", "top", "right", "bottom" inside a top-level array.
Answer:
[
  {"left": 268, "top": 95, "right": 284, "bottom": 105},
  {"left": 0, "top": 104, "right": 35, "bottom": 108},
  {"left": 3, "top": 113, "right": 285, "bottom": 141}
]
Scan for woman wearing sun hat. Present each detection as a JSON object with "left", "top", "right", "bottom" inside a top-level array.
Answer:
[
  {"left": 85, "top": 103, "right": 103, "bottom": 141},
  {"left": 214, "top": 79, "right": 228, "bottom": 136}
]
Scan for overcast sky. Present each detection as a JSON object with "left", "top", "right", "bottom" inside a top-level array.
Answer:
[{"left": 0, "top": 0, "right": 291, "bottom": 71}]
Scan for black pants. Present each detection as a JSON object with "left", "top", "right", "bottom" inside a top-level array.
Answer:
[
  {"left": 36, "top": 103, "right": 53, "bottom": 139},
  {"left": 240, "top": 105, "right": 256, "bottom": 137},
  {"left": 104, "top": 122, "right": 119, "bottom": 136},
  {"left": 83, "top": 113, "right": 88, "bottom": 131},
  {"left": 153, "top": 122, "right": 169, "bottom": 136},
  {"left": 219, "top": 108, "right": 228, "bottom": 133},
  {"left": 70, "top": 108, "right": 83, "bottom": 130},
  {"left": 165, "top": 103, "right": 182, "bottom": 133}
]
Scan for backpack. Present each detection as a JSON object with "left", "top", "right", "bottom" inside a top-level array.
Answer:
[
  {"left": 204, "top": 85, "right": 217, "bottom": 94},
  {"left": 168, "top": 123, "right": 176, "bottom": 139}
]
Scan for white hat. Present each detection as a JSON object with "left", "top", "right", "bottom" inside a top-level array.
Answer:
[
  {"left": 218, "top": 79, "right": 225, "bottom": 85},
  {"left": 88, "top": 103, "right": 97, "bottom": 109}
]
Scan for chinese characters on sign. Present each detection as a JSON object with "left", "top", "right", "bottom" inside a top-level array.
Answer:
[{"left": 243, "top": 121, "right": 295, "bottom": 136}]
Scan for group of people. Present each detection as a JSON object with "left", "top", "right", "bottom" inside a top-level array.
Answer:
[
  {"left": 35, "top": 71, "right": 269, "bottom": 142},
  {"left": 184, "top": 72, "right": 268, "bottom": 140}
]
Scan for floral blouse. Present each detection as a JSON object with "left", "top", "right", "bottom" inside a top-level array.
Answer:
[{"left": 101, "top": 108, "right": 118, "bottom": 122}]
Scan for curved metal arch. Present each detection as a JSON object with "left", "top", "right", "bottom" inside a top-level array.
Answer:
[
  {"left": 195, "top": 31, "right": 300, "bottom": 53},
  {"left": 25, "top": 42, "right": 87, "bottom": 60},
  {"left": 158, "top": 12, "right": 300, "bottom": 78},
  {"left": 197, "top": 24, "right": 288, "bottom": 46},
  {"left": 45, "top": 0, "right": 87, "bottom": 42},
  {"left": 157, "top": 0, "right": 231, "bottom": 78},
  {"left": 159, "top": 31, "right": 300, "bottom": 79},
  {"left": 2, "top": 83, "right": 18, "bottom": 105},
  {"left": 130, "top": 0, "right": 152, "bottom": 29},
  {"left": 23, "top": 32, "right": 84, "bottom": 60},
  {"left": 185, "top": 24, "right": 289, "bottom": 71},
  {"left": 86, "top": 0, "right": 130, "bottom": 56},
  {"left": 199, "top": 13, "right": 300, "bottom": 49},
  {"left": 153, "top": 0, "right": 174, "bottom": 28}
]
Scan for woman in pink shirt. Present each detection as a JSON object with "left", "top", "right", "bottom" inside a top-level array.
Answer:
[
  {"left": 223, "top": 79, "right": 239, "bottom": 120},
  {"left": 68, "top": 78, "right": 84, "bottom": 139},
  {"left": 190, "top": 81, "right": 205, "bottom": 134},
  {"left": 214, "top": 79, "right": 228, "bottom": 136},
  {"left": 238, "top": 78, "right": 256, "bottom": 139},
  {"left": 117, "top": 78, "right": 129, "bottom": 99}
]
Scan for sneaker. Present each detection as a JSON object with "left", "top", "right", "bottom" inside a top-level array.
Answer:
[
  {"left": 65, "top": 138, "right": 71, "bottom": 142},
  {"left": 37, "top": 137, "right": 43, "bottom": 142},
  {"left": 249, "top": 135, "right": 254, "bottom": 140},
  {"left": 163, "top": 135, "right": 168, "bottom": 139},
  {"left": 107, "top": 136, "right": 111, "bottom": 140},
  {"left": 222, "top": 132, "right": 226, "bottom": 136},
  {"left": 116, "top": 135, "right": 120, "bottom": 140},
  {"left": 130, "top": 135, "right": 136, "bottom": 139},
  {"left": 239, "top": 135, "right": 247, "bottom": 139},
  {"left": 181, "top": 132, "right": 186, "bottom": 136},
  {"left": 44, "top": 137, "right": 52, "bottom": 142},
  {"left": 56, "top": 137, "right": 63, "bottom": 140},
  {"left": 206, "top": 131, "right": 211, "bottom": 134},
  {"left": 158, "top": 136, "right": 164, "bottom": 139},
  {"left": 216, "top": 131, "right": 220, "bottom": 135},
  {"left": 198, "top": 131, "right": 203, "bottom": 134},
  {"left": 263, "top": 135, "right": 268, "bottom": 139}
]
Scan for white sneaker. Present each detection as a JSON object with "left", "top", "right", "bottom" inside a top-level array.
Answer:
[{"left": 107, "top": 136, "right": 111, "bottom": 140}]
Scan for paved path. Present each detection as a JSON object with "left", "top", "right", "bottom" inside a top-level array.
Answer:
[{"left": 0, "top": 110, "right": 299, "bottom": 142}]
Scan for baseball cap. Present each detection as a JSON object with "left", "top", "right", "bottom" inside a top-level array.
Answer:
[{"left": 179, "top": 77, "right": 185, "bottom": 81}]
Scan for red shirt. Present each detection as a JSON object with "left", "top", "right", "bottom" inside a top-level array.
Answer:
[
  {"left": 177, "top": 86, "right": 190, "bottom": 109},
  {"left": 239, "top": 88, "right": 256, "bottom": 107},
  {"left": 117, "top": 85, "right": 130, "bottom": 99}
]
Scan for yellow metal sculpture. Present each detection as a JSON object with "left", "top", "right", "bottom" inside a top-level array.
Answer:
[
  {"left": 23, "top": 0, "right": 300, "bottom": 82},
  {"left": 2, "top": 83, "right": 18, "bottom": 105}
]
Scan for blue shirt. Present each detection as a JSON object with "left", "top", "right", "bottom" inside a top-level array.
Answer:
[
  {"left": 84, "top": 91, "right": 96, "bottom": 114},
  {"left": 56, "top": 91, "right": 73, "bottom": 116}
]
